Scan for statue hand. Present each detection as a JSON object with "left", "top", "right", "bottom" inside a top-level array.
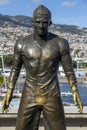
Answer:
[
  {"left": 2, "top": 84, "right": 13, "bottom": 113},
  {"left": 72, "top": 90, "right": 83, "bottom": 113}
]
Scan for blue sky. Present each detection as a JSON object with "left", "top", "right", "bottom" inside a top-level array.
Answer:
[{"left": 0, "top": 0, "right": 87, "bottom": 27}]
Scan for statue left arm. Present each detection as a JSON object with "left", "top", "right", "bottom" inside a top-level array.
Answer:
[
  {"left": 59, "top": 38, "right": 83, "bottom": 113},
  {"left": 2, "top": 39, "right": 23, "bottom": 113}
]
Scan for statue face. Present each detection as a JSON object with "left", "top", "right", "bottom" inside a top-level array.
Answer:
[{"left": 33, "top": 15, "right": 51, "bottom": 36}]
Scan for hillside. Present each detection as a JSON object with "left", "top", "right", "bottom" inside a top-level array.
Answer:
[
  {"left": 51, "top": 24, "right": 87, "bottom": 35},
  {"left": 0, "top": 14, "right": 32, "bottom": 27},
  {"left": 0, "top": 13, "right": 87, "bottom": 35},
  {"left": 0, "top": 14, "right": 87, "bottom": 58}
]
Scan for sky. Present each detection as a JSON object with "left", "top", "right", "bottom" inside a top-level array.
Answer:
[{"left": 0, "top": 0, "right": 87, "bottom": 27}]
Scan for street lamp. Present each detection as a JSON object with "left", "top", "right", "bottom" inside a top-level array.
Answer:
[{"left": 0, "top": 47, "right": 7, "bottom": 88}]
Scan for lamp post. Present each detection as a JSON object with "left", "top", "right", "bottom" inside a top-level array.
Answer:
[{"left": 0, "top": 47, "right": 7, "bottom": 89}]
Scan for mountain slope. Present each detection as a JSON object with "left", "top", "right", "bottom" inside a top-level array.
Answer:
[
  {"left": 0, "top": 13, "right": 87, "bottom": 35},
  {"left": 0, "top": 14, "right": 32, "bottom": 27}
]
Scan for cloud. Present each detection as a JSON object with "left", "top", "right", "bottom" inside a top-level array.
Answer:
[
  {"left": 33, "top": 0, "right": 43, "bottom": 3},
  {"left": 0, "top": 0, "right": 11, "bottom": 5},
  {"left": 62, "top": 1, "right": 77, "bottom": 7}
]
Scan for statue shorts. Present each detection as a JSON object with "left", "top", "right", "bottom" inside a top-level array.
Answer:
[{"left": 16, "top": 80, "right": 66, "bottom": 130}]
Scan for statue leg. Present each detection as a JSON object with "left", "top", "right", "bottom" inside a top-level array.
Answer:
[
  {"left": 43, "top": 97, "right": 66, "bottom": 130},
  {"left": 15, "top": 85, "right": 42, "bottom": 130},
  {"left": 16, "top": 103, "right": 41, "bottom": 130}
]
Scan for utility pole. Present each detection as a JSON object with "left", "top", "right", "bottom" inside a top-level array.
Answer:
[{"left": 0, "top": 47, "right": 7, "bottom": 89}]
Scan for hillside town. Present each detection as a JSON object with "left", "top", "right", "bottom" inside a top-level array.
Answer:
[
  {"left": 0, "top": 25, "right": 87, "bottom": 60},
  {"left": 0, "top": 26, "right": 33, "bottom": 54},
  {"left": 50, "top": 25, "right": 87, "bottom": 58}
]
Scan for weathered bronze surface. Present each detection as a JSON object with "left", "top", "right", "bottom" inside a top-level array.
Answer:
[{"left": 2, "top": 5, "right": 83, "bottom": 130}]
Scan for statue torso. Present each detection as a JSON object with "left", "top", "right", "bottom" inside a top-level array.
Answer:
[
  {"left": 15, "top": 33, "right": 68, "bottom": 98},
  {"left": 19, "top": 34, "right": 61, "bottom": 98},
  {"left": 21, "top": 34, "right": 60, "bottom": 79}
]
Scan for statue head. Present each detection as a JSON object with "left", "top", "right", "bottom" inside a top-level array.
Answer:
[
  {"left": 33, "top": 5, "right": 51, "bottom": 21},
  {"left": 32, "top": 5, "right": 52, "bottom": 36}
]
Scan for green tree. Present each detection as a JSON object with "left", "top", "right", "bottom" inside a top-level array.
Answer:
[
  {"left": 0, "top": 55, "right": 13, "bottom": 68},
  {"left": 0, "top": 75, "right": 4, "bottom": 86},
  {"left": 72, "top": 60, "right": 77, "bottom": 68}
]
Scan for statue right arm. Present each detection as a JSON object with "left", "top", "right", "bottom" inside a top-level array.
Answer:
[
  {"left": 58, "top": 38, "right": 83, "bottom": 113},
  {"left": 2, "top": 39, "right": 23, "bottom": 113}
]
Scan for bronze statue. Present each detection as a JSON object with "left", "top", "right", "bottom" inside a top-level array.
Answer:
[{"left": 2, "top": 5, "right": 83, "bottom": 130}]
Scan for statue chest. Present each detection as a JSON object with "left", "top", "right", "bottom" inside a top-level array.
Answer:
[{"left": 22, "top": 42, "right": 59, "bottom": 67}]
